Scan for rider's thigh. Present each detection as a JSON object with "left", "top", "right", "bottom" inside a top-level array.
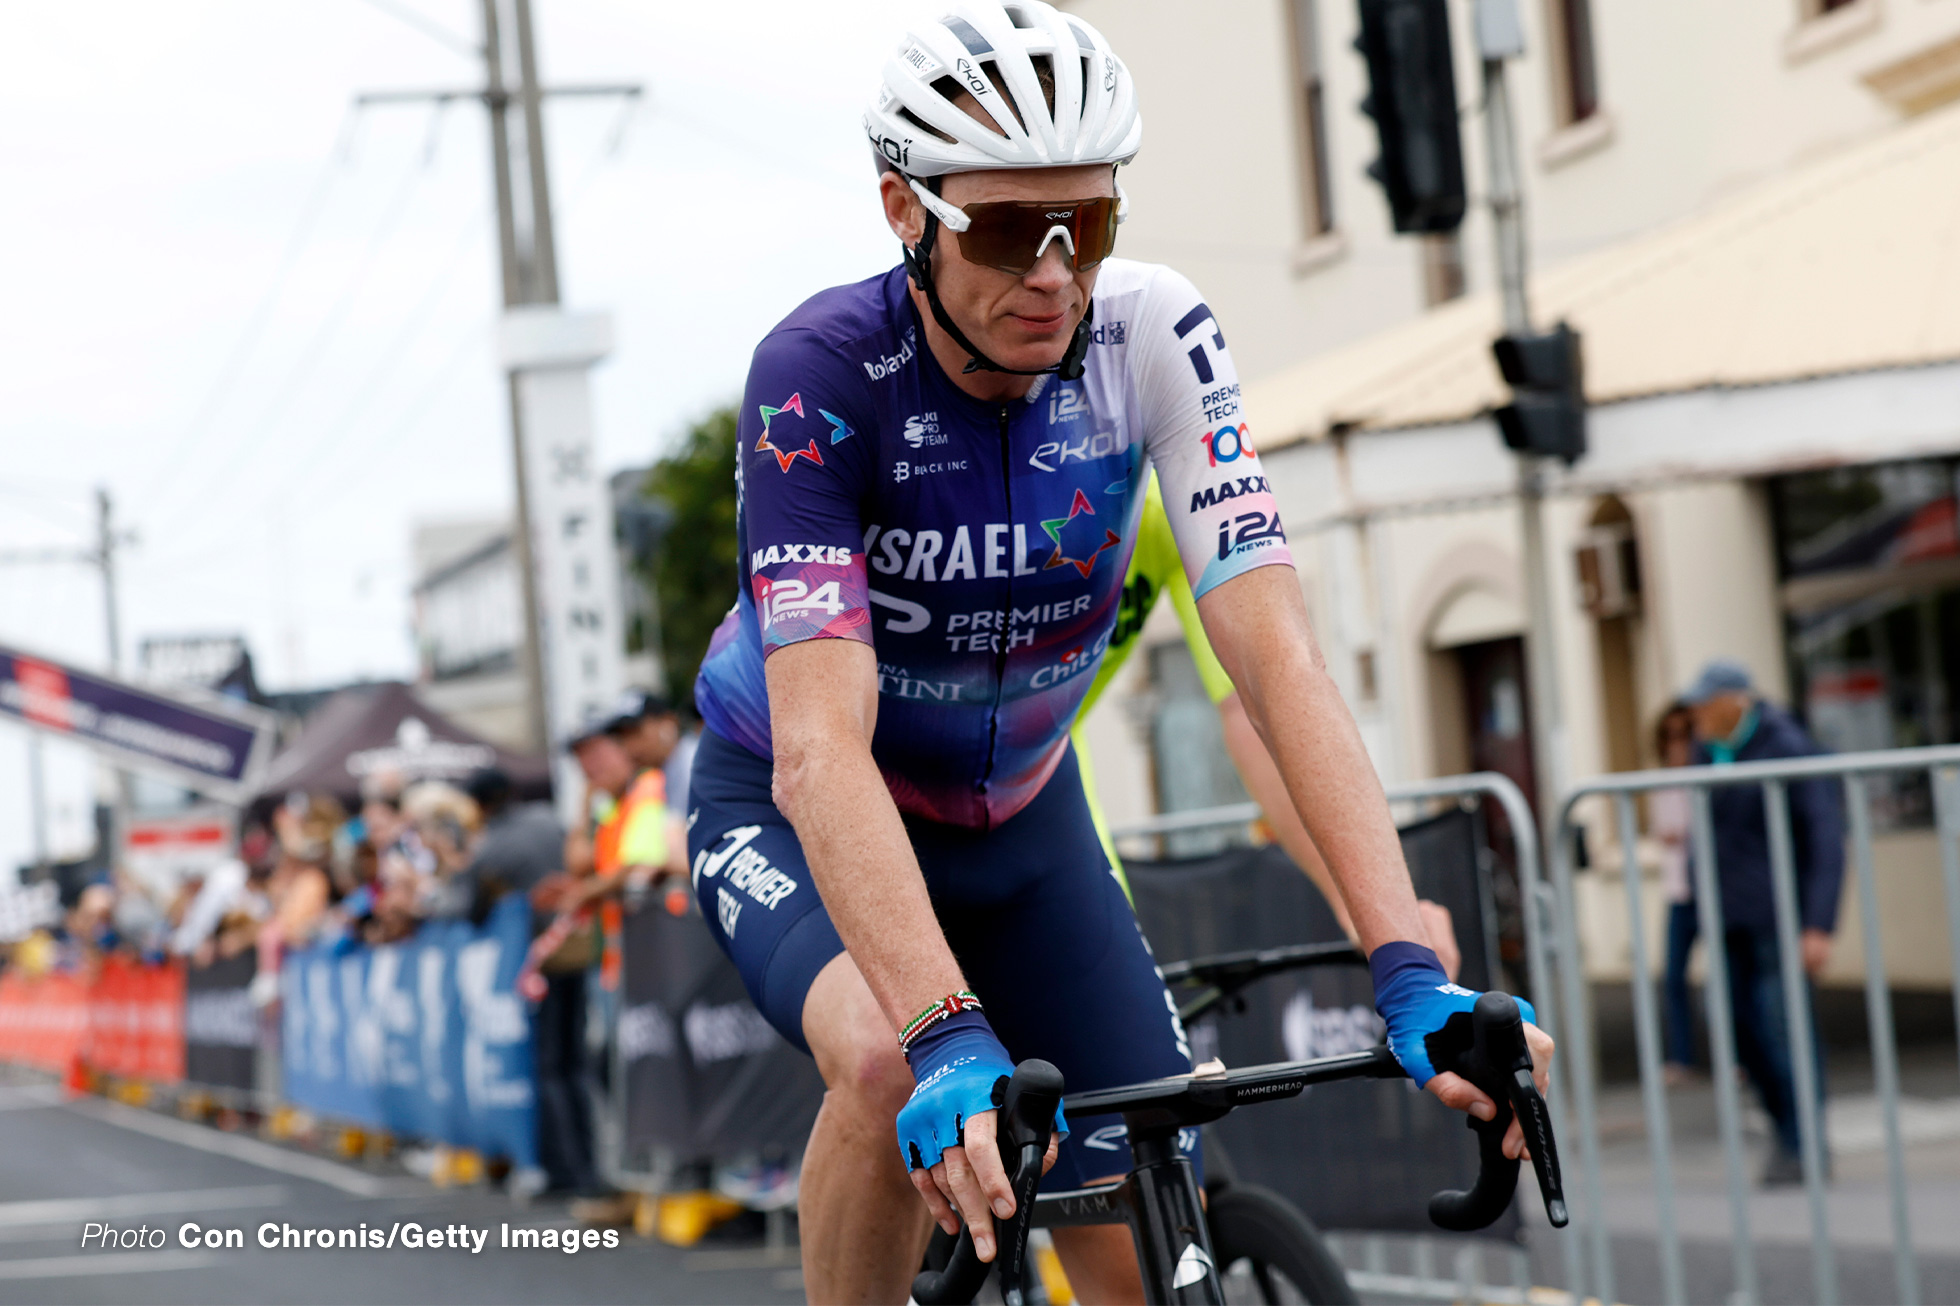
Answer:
[
  {"left": 803, "top": 951, "right": 912, "bottom": 1116},
  {"left": 1051, "top": 1224, "right": 1145, "bottom": 1305}
]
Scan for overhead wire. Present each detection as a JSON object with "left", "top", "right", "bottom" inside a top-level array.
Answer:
[
  {"left": 140, "top": 112, "right": 357, "bottom": 507},
  {"left": 143, "top": 90, "right": 633, "bottom": 588},
  {"left": 351, "top": 0, "right": 482, "bottom": 59},
  {"left": 252, "top": 214, "right": 492, "bottom": 509},
  {"left": 148, "top": 133, "right": 437, "bottom": 536}
]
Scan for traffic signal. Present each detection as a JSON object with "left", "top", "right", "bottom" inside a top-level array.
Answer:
[
  {"left": 1355, "top": 0, "right": 1468, "bottom": 234},
  {"left": 1492, "top": 324, "right": 1587, "bottom": 463}
]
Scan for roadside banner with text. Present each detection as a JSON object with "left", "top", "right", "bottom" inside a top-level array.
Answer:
[
  {"left": 616, "top": 903, "right": 823, "bottom": 1167},
  {"left": 0, "top": 643, "right": 275, "bottom": 802},
  {"left": 280, "top": 896, "right": 537, "bottom": 1167},
  {"left": 0, "top": 958, "right": 184, "bottom": 1081},
  {"left": 184, "top": 951, "right": 258, "bottom": 1093}
]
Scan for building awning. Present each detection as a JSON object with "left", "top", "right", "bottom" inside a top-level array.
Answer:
[{"left": 1247, "top": 95, "right": 1960, "bottom": 449}]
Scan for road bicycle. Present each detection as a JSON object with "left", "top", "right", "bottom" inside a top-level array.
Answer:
[{"left": 912, "top": 942, "right": 1568, "bottom": 1305}]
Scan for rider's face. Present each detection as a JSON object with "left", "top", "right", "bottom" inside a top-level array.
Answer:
[{"left": 883, "top": 163, "right": 1114, "bottom": 382}]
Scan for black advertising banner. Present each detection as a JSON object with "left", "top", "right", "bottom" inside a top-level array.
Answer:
[
  {"left": 617, "top": 904, "right": 823, "bottom": 1166},
  {"left": 184, "top": 951, "right": 258, "bottom": 1092},
  {"left": 0, "top": 644, "right": 274, "bottom": 802},
  {"left": 1128, "top": 806, "right": 1522, "bottom": 1241}
]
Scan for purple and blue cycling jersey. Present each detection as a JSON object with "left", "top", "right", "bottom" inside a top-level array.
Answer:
[{"left": 695, "top": 259, "right": 1292, "bottom": 829}]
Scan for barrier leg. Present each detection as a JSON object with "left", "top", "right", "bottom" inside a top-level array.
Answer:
[
  {"left": 1691, "top": 788, "right": 1758, "bottom": 1305},
  {"left": 1764, "top": 781, "right": 1837, "bottom": 1306},
  {"left": 1529, "top": 877, "right": 1586, "bottom": 1302},
  {"left": 1935, "top": 768, "right": 1960, "bottom": 1096},
  {"left": 1846, "top": 777, "right": 1919, "bottom": 1306},
  {"left": 1615, "top": 795, "right": 1685, "bottom": 1306},
  {"left": 1550, "top": 818, "right": 1613, "bottom": 1306},
  {"left": 1510, "top": 781, "right": 1585, "bottom": 1303}
]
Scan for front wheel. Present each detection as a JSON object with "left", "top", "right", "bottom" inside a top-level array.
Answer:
[{"left": 1206, "top": 1184, "right": 1356, "bottom": 1305}]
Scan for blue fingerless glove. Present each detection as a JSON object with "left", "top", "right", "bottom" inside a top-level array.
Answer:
[
  {"left": 1369, "top": 941, "right": 1536, "bottom": 1088},
  {"left": 896, "top": 1011, "right": 1016, "bottom": 1172}
]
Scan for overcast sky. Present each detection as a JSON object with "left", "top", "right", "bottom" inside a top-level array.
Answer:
[{"left": 0, "top": 0, "right": 943, "bottom": 865}]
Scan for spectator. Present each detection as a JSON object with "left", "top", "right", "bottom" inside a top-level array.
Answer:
[
  {"left": 554, "top": 708, "right": 676, "bottom": 1226},
  {"left": 1684, "top": 658, "right": 1844, "bottom": 1186},
  {"left": 666, "top": 712, "right": 702, "bottom": 823},
  {"left": 595, "top": 690, "right": 691, "bottom": 900},
  {"left": 460, "top": 766, "right": 592, "bottom": 1199},
  {"left": 461, "top": 767, "right": 564, "bottom": 923},
  {"left": 400, "top": 782, "right": 481, "bottom": 920},
  {"left": 255, "top": 794, "right": 341, "bottom": 986},
  {"left": 1650, "top": 702, "right": 1698, "bottom": 1083}
]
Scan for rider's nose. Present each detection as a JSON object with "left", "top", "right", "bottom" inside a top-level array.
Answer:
[{"left": 1021, "top": 242, "right": 1075, "bottom": 291}]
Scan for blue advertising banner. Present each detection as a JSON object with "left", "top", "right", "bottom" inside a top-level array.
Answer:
[
  {"left": 0, "top": 643, "right": 274, "bottom": 802},
  {"left": 280, "top": 896, "right": 537, "bottom": 1167}
]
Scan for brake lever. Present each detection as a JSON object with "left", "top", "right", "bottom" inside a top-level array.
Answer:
[
  {"left": 1425, "top": 991, "right": 1568, "bottom": 1232},
  {"left": 910, "top": 1060, "right": 1065, "bottom": 1306}
]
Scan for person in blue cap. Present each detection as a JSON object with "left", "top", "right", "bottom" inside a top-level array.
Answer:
[{"left": 1683, "top": 658, "right": 1843, "bottom": 1185}]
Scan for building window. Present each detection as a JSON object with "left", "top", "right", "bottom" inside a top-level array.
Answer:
[
  {"left": 1544, "top": 0, "right": 1600, "bottom": 126},
  {"left": 1287, "top": 0, "right": 1335, "bottom": 237},
  {"left": 1771, "top": 458, "right": 1960, "bottom": 828}
]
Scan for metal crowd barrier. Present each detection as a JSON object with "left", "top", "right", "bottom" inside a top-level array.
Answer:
[
  {"left": 1551, "top": 744, "right": 1960, "bottom": 1306},
  {"left": 1113, "top": 771, "right": 1561, "bottom": 1305}
]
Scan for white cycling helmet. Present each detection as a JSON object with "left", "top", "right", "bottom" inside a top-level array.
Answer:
[{"left": 865, "top": 1, "right": 1143, "bottom": 178}]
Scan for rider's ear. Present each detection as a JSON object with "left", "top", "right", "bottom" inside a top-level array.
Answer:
[{"left": 880, "top": 172, "right": 926, "bottom": 247}]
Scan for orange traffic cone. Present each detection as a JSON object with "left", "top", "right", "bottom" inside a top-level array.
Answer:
[{"left": 62, "top": 1053, "right": 91, "bottom": 1100}]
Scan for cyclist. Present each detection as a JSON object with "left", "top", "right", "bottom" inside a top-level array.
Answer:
[
  {"left": 687, "top": 4, "right": 1553, "bottom": 1299},
  {"left": 1073, "top": 473, "right": 1460, "bottom": 979}
]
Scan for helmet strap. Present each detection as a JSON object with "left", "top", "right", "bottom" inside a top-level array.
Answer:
[{"left": 900, "top": 177, "right": 1093, "bottom": 384}]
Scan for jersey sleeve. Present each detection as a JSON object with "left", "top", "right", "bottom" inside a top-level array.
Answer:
[
  {"left": 1131, "top": 266, "right": 1294, "bottom": 600},
  {"left": 737, "top": 329, "right": 877, "bottom": 655}
]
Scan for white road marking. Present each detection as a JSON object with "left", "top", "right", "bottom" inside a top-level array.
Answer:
[
  {"left": 0, "top": 1250, "right": 221, "bottom": 1279},
  {"left": 0, "top": 1085, "right": 61, "bottom": 1112},
  {"left": 65, "top": 1098, "right": 408, "bottom": 1197},
  {"left": 0, "top": 1185, "right": 288, "bottom": 1229}
]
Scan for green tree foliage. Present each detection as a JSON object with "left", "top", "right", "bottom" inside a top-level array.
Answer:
[{"left": 644, "top": 406, "right": 740, "bottom": 710}]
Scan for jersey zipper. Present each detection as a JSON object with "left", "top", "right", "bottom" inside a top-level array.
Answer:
[{"left": 976, "top": 402, "right": 1013, "bottom": 823}]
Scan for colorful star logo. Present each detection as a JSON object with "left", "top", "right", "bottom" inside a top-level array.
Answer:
[
  {"left": 756, "top": 393, "right": 825, "bottom": 472},
  {"left": 1042, "top": 488, "right": 1122, "bottom": 577}
]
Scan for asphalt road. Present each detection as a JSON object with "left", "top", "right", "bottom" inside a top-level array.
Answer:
[
  {"left": 0, "top": 1082, "right": 802, "bottom": 1306},
  {"left": 14, "top": 1071, "right": 1960, "bottom": 1306}
]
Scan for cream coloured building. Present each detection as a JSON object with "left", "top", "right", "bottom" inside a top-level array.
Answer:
[{"left": 1064, "top": 0, "right": 1960, "bottom": 985}]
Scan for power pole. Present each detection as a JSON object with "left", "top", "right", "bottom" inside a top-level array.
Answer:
[
  {"left": 95, "top": 486, "right": 135, "bottom": 875},
  {"left": 26, "top": 735, "right": 47, "bottom": 871},
  {"left": 97, "top": 487, "right": 124, "bottom": 675},
  {"left": 0, "top": 498, "right": 131, "bottom": 870},
  {"left": 1472, "top": 2, "right": 1564, "bottom": 818},
  {"left": 485, "top": 0, "right": 554, "bottom": 759},
  {"left": 358, "top": 0, "right": 639, "bottom": 759}
]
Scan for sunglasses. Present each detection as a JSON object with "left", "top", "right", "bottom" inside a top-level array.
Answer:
[{"left": 911, "top": 180, "right": 1127, "bottom": 276}]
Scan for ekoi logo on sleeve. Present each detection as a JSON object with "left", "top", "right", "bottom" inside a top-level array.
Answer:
[{"left": 754, "top": 393, "right": 826, "bottom": 472}]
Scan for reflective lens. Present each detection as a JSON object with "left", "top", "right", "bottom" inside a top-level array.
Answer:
[{"left": 952, "top": 196, "right": 1120, "bottom": 275}]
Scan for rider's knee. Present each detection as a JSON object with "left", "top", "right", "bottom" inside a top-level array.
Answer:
[{"left": 821, "top": 1024, "right": 912, "bottom": 1116}]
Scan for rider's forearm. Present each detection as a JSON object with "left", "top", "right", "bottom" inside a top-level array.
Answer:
[
  {"left": 1199, "top": 568, "right": 1428, "bottom": 956},
  {"left": 1217, "top": 691, "right": 1358, "bottom": 939},
  {"left": 767, "top": 640, "right": 969, "bottom": 1034}
]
